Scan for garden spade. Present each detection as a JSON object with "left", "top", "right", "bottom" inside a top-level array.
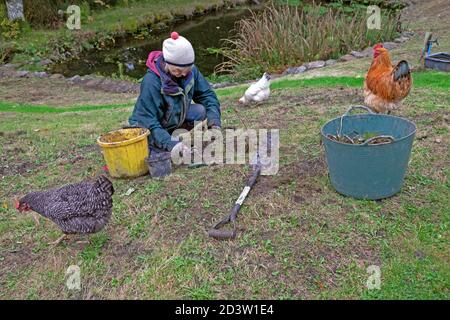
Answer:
[{"left": 208, "top": 114, "right": 273, "bottom": 240}]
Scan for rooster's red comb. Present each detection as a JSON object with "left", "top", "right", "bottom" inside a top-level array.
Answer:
[{"left": 373, "top": 43, "right": 384, "bottom": 50}]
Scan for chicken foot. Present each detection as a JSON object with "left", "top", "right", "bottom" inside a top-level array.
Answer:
[
  {"left": 49, "top": 234, "right": 90, "bottom": 246},
  {"left": 31, "top": 212, "right": 40, "bottom": 227},
  {"left": 49, "top": 234, "right": 69, "bottom": 246}
]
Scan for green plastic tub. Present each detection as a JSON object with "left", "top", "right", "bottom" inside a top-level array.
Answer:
[{"left": 321, "top": 106, "right": 416, "bottom": 200}]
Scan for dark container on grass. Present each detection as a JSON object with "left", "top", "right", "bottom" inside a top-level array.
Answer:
[
  {"left": 424, "top": 52, "right": 450, "bottom": 72},
  {"left": 145, "top": 151, "right": 172, "bottom": 179},
  {"left": 321, "top": 106, "right": 416, "bottom": 200}
]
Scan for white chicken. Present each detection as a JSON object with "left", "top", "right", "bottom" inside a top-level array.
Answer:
[{"left": 238, "top": 73, "right": 271, "bottom": 105}]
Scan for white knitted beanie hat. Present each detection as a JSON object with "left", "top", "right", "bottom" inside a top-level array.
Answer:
[{"left": 162, "top": 32, "right": 195, "bottom": 67}]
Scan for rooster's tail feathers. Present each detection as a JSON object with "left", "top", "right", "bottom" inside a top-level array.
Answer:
[{"left": 393, "top": 60, "right": 410, "bottom": 81}]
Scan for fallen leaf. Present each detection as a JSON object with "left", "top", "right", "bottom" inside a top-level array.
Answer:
[{"left": 124, "top": 188, "right": 136, "bottom": 196}]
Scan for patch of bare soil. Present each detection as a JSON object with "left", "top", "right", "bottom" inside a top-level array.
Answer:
[
  {"left": 0, "top": 77, "right": 136, "bottom": 107},
  {"left": 0, "top": 246, "right": 38, "bottom": 279},
  {"left": 0, "top": 142, "right": 101, "bottom": 179},
  {"left": 280, "top": 87, "right": 364, "bottom": 110},
  {"left": 252, "top": 157, "right": 327, "bottom": 198},
  {"left": 401, "top": 0, "right": 450, "bottom": 27}
]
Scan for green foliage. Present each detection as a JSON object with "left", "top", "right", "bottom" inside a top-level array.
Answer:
[
  {"left": 205, "top": 47, "right": 225, "bottom": 56},
  {"left": 0, "top": 18, "right": 21, "bottom": 40},
  {"left": 21, "top": 0, "right": 119, "bottom": 29},
  {"left": 0, "top": 1, "right": 7, "bottom": 20},
  {"left": 328, "top": 0, "right": 406, "bottom": 10},
  {"left": 217, "top": 2, "right": 400, "bottom": 78}
]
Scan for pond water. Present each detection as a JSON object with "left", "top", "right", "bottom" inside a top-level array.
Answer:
[{"left": 50, "top": 6, "right": 260, "bottom": 79}]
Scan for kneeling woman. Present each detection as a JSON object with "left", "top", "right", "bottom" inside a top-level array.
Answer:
[{"left": 128, "top": 32, "right": 222, "bottom": 154}]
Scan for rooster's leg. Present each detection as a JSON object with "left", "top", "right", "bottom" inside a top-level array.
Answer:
[{"left": 49, "top": 234, "right": 69, "bottom": 246}]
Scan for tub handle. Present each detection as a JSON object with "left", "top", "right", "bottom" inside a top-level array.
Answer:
[
  {"left": 343, "top": 105, "right": 374, "bottom": 116},
  {"left": 360, "top": 135, "right": 395, "bottom": 146},
  {"left": 338, "top": 105, "right": 374, "bottom": 137}
]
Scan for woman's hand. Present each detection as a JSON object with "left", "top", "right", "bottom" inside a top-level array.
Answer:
[{"left": 171, "top": 142, "right": 192, "bottom": 156}]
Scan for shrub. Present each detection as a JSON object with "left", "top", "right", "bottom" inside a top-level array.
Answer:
[
  {"left": 217, "top": 1, "right": 400, "bottom": 78},
  {"left": 0, "top": 18, "right": 21, "bottom": 40},
  {"left": 0, "top": 1, "right": 7, "bottom": 20}
]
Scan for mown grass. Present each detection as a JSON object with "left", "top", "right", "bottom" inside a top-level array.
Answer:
[
  {"left": 0, "top": 68, "right": 448, "bottom": 299},
  {"left": 0, "top": 102, "right": 132, "bottom": 113},
  {"left": 1, "top": 0, "right": 449, "bottom": 299},
  {"left": 0, "top": 71, "right": 446, "bottom": 114},
  {"left": 217, "top": 71, "right": 450, "bottom": 98}
]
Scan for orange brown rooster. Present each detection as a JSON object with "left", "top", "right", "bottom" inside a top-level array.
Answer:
[{"left": 364, "top": 43, "right": 412, "bottom": 113}]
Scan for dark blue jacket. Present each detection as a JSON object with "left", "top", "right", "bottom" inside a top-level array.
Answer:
[{"left": 129, "top": 56, "right": 221, "bottom": 151}]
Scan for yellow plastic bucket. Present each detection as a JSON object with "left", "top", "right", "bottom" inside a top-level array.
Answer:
[{"left": 97, "top": 128, "right": 150, "bottom": 178}]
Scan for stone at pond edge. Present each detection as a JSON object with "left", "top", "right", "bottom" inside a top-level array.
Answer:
[
  {"left": 39, "top": 59, "right": 52, "bottom": 66},
  {"left": 68, "top": 75, "right": 82, "bottom": 83},
  {"left": 49, "top": 73, "right": 65, "bottom": 80},
  {"left": 15, "top": 70, "right": 29, "bottom": 78},
  {"left": 282, "top": 65, "right": 307, "bottom": 75},
  {"left": 211, "top": 82, "right": 232, "bottom": 89},
  {"left": 359, "top": 47, "right": 373, "bottom": 58},
  {"left": 4, "top": 63, "right": 19, "bottom": 68},
  {"left": 84, "top": 79, "right": 105, "bottom": 88},
  {"left": 306, "top": 60, "right": 325, "bottom": 69},
  {"left": 402, "top": 31, "right": 415, "bottom": 37},
  {"left": 394, "top": 36, "right": 409, "bottom": 43},
  {"left": 325, "top": 59, "right": 337, "bottom": 66},
  {"left": 32, "top": 71, "right": 49, "bottom": 78},
  {"left": 381, "top": 42, "right": 397, "bottom": 50},
  {"left": 350, "top": 51, "right": 367, "bottom": 59},
  {"left": 339, "top": 54, "right": 356, "bottom": 62}
]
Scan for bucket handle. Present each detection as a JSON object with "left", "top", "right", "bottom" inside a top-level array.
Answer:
[
  {"left": 338, "top": 105, "right": 374, "bottom": 137},
  {"left": 343, "top": 105, "right": 374, "bottom": 117},
  {"left": 122, "top": 125, "right": 145, "bottom": 129},
  {"left": 360, "top": 135, "right": 395, "bottom": 146}
]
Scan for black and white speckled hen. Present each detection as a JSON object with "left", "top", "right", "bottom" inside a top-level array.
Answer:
[{"left": 15, "top": 175, "right": 114, "bottom": 244}]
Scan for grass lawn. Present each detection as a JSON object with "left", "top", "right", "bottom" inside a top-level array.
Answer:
[
  {"left": 0, "top": 0, "right": 449, "bottom": 300},
  {"left": 0, "top": 69, "right": 448, "bottom": 299}
]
